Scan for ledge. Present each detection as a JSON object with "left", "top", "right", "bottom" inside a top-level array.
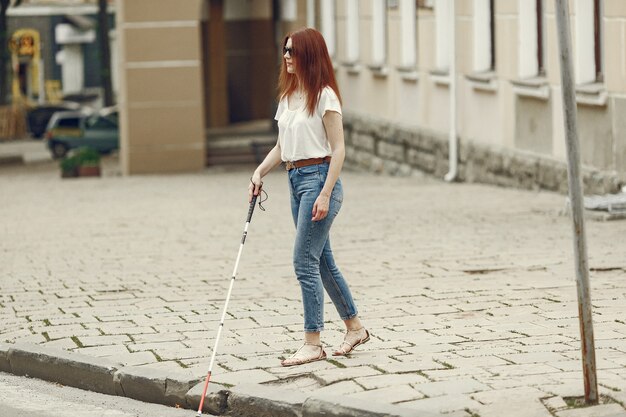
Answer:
[
  {"left": 511, "top": 77, "right": 550, "bottom": 100},
  {"left": 368, "top": 65, "right": 389, "bottom": 78},
  {"left": 430, "top": 69, "right": 450, "bottom": 86},
  {"left": 397, "top": 66, "right": 419, "bottom": 82},
  {"left": 575, "top": 82, "right": 607, "bottom": 107},
  {"left": 341, "top": 61, "right": 362, "bottom": 75},
  {"left": 466, "top": 71, "right": 498, "bottom": 92}
]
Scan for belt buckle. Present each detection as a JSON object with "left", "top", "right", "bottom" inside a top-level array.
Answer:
[{"left": 286, "top": 161, "right": 296, "bottom": 170}]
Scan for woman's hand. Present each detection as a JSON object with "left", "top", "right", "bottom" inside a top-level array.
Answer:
[
  {"left": 312, "top": 193, "right": 330, "bottom": 221},
  {"left": 249, "top": 172, "right": 263, "bottom": 202},
  {"left": 248, "top": 144, "right": 282, "bottom": 202}
]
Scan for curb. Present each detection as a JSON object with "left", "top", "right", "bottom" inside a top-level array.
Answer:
[
  {"left": 7, "top": 342, "right": 120, "bottom": 395},
  {"left": 0, "top": 155, "right": 24, "bottom": 166},
  {"left": 0, "top": 343, "right": 12, "bottom": 372},
  {"left": 0, "top": 342, "right": 430, "bottom": 416},
  {"left": 113, "top": 365, "right": 201, "bottom": 407},
  {"left": 227, "top": 383, "right": 308, "bottom": 417}
]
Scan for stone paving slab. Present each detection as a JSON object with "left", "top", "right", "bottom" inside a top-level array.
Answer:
[
  {"left": 1, "top": 159, "right": 626, "bottom": 416},
  {"left": 556, "top": 404, "right": 626, "bottom": 417}
]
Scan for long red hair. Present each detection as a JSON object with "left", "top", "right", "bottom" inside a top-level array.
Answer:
[{"left": 277, "top": 27, "right": 342, "bottom": 116}]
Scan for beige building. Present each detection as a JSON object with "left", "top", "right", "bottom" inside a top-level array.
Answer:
[
  {"left": 116, "top": 0, "right": 625, "bottom": 193},
  {"left": 115, "top": 0, "right": 284, "bottom": 174}
]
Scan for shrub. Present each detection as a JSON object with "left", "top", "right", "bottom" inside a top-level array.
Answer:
[
  {"left": 59, "top": 154, "right": 79, "bottom": 175},
  {"left": 74, "top": 147, "right": 101, "bottom": 167}
]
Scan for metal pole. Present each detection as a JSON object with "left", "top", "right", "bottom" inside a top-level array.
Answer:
[
  {"left": 553, "top": 0, "right": 598, "bottom": 405},
  {"left": 444, "top": 0, "right": 458, "bottom": 182}
]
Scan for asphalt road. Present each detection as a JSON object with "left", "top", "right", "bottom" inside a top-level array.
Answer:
[{"left": 0, "top": 372, "right": 207, "bottom": 417}]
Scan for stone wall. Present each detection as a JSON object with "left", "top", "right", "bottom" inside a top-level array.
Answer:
[{"left": 343, "top": 113, "right": 623, "bottom": 195}]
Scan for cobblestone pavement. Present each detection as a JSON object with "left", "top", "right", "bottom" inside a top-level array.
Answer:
[{"left": 1, "top": 158, "right": 625, "bottom": 417}]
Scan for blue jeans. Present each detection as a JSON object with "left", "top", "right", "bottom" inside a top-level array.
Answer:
[{"left": 288, "top": 162, "right": 358, "bottom": 333}]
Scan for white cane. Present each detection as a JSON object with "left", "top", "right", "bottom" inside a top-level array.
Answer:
[{"left": 196, "top": 192, "right": 261, "bottom": 416}]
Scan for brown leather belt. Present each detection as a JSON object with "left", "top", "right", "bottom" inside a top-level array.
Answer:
[{"left": 285, "top": 156, "right": 331, "bottom": 171}]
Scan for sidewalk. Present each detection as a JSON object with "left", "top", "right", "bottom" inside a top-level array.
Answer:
[{"left": 1, "top": 159, "right": 625, "bottom": 416}]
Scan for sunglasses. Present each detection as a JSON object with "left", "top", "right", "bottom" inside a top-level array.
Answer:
[{"left": 283, "top": 46, "right": 294, "bottom": 56}]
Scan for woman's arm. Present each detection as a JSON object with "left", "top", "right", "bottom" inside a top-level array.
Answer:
[
  {"left": 249, "top": 144, "right": 283, "bottom": 201},
  {"left": 312, "top": 111, "right": 345, "bottom": 221}
]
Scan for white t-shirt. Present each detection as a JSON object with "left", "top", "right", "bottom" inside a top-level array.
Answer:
[{"left": 274, "top": 86, "right": 342, "bottom": 162}]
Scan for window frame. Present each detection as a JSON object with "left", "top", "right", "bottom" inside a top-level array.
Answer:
[
  {"left": 320, "top": 0, "right": 336, "bottom": 59},
  {"left": 344, "top": 0, "right": 360, "bottom": 65},
  {"left": 399, "top": 0, "right": 417, "bottom": 69},
  {"left": 370, "top": 0, "right": 387, "bottom": 70},
  {"left": 434, "top": 0, "right": 451, "bottom": 72},
  {"left": 574, "top": 0, "right": 603, "bottom": 85},
  {"left": 473, "top": 0, "right": 495, "bottom": 73},
  {"left": 518, "top": 0, "right": 545, "bottom": 79}
]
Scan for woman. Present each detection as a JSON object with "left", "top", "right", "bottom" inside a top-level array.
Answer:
[{"left": 248, "top": 28, "right": 369, "bottom": 367}]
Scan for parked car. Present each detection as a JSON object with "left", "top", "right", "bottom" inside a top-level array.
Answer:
[
  {"left": 45, "top": 107, "right": 119, "bottom": 159},
  {"left": 26, "top": 102, "right": 82, "bottom": 138}
]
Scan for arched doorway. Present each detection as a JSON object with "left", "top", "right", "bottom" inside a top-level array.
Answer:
[{"left": 9, "top": 28, "right": 43, "bottom": 103}]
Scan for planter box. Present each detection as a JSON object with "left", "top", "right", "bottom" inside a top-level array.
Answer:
[
  {"left": 77, "top": 165, "right": 101, "bottom": 177},
  {"left": 61, "top": 168, "right": 78, "bottom": 178}
]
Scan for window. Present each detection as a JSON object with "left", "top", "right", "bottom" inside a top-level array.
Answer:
[
  {"left": 537, "top": 0, "right": 546, "bottom": 75},
  {"left": 490, "top": 0, "right": 495, "bottom": 70},
  {"left": 518, "top": 0, "right": 545, "bottom": 78},
  {"left": 345, "top": 0, "right": 359, "bottom": 64},
  {"left": 400, "top": 0, "right": 417, "bottom": 69},
  {"left": 575, "top": 0, "right": 603, "bottom": 84},
  {"left": 434, "top": 0, "right": 451, "bottom": 71},
  {"left": 371, "top": 0, "right": 387, "bottom": 68},
  {"left": 537, "top": 0, "right": 545, "bottom": 75},
  {"left": 473, "top": 0, "right": 495, "bottom": 72},
  {"left": 320, "top": 0, "right": 336, "bottom": 58},
  {"left": 87, "top": 116, "right": 116, "bottom": 130},
  {"left": 593, "top": 0, "right": 603, "bottom": 82},
  {"left": 57, "top": 117, "right": 81, "bottom": 128}
]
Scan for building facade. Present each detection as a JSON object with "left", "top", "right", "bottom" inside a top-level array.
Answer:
[
  {"left": 8, "top": 1, "right": 116, "bottom": 106},
  {"left": 329, "top": 0, "right": 624, "bottom": 194},
  {"left": 115, "top": 0, "right": 625, "bottom": 194},
  {"left": 115, "top": 0, "right": 291, "bottom": 174}
]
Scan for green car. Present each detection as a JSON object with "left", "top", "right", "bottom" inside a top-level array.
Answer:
[{"left": 45, "top": 107, "right": 119, "bottom": 159}]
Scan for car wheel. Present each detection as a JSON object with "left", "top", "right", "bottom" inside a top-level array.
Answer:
[{"left": 51, "top": 142, "right": 68, "bottom": 159}]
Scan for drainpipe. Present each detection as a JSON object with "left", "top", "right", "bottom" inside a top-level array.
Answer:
[{"left": 444, "top": 0, "right": 458, "bottom": 182}]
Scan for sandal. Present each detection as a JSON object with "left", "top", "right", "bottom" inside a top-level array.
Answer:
[
  {"left": 333, "top": 328, "right": 370, "bottom": 356},
  {"left": 280, "top": 342, "right": 327, "bottom": 367}
]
